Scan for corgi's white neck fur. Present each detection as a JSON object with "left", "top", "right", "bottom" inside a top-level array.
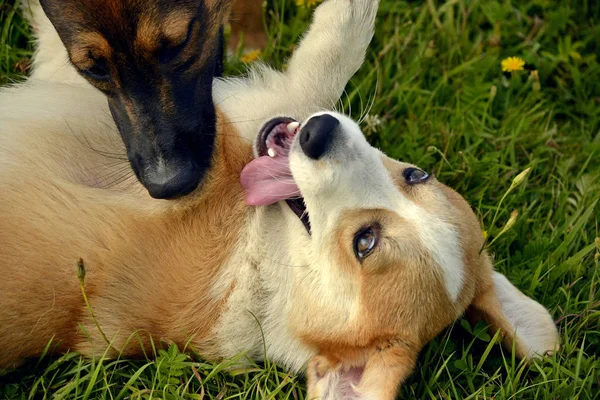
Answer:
[{"left": 209, "top": 200, "right": 318, "bottom": 370}]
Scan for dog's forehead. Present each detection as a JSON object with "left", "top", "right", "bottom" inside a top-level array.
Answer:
[
  {"left": 135, "top": 9, "right": 197, "bottom": 52},
  {"left": 50, "top": 0, "right": 224, "bottom": 44},
  {"left": 378, "top": 153, "right": 418, "bottom": 190}
]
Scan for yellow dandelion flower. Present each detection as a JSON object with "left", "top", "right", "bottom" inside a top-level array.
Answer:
[
  {"left": 240, "top": 49, "right": 261, "bottom": 64},
  {"left": 482, "top": 231, "right": 488, "bottom": 240},
  {"left": 501, "top": 56, "right": 525, "bottom": 72}
]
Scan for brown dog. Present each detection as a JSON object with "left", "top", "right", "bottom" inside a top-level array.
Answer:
[{"left": 23, "top": 0, "right": 265, "bottom": 199}]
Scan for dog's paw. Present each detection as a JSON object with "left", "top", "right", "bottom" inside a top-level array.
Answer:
[{"left": 313, "top": 0, "right": 379, "bottom": 31}]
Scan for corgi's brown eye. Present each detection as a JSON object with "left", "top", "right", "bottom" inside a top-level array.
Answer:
[
  {"left": 354, "top": 228, "right": 378, "bottom": 260},
  {"left": 403, "top": 167, "right": 429, "bottom": 184}
]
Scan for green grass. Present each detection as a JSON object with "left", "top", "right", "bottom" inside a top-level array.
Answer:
[{"left": 1, "top": 0, "right": 599, "bottom": 398}]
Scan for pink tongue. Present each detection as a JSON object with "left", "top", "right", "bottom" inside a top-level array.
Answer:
[{"left": 240, "top": 155, "right": 300, "bottom": 206}]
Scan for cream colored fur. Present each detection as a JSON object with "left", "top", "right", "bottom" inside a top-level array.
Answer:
[{"left": 1, "top": 1, "right": 558, "bottom": 398}]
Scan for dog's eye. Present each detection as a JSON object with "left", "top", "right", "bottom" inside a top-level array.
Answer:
[
  {"left": 159, "top": 41, "right": 187, "bottom": 64},
  {"left": 82, "top": 61, "right": 110, "bottom": 82},
  {"left": 353, "top": 228, "right": 378, "bottom": 260},
  {"left": 403, "top": 167, "right": 429, "bottom": 184}
]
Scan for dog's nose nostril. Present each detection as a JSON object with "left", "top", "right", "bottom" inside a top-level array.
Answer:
[
  {"left": 144, "top": 162, "right": 202, "bottom": 199},
  {"left": 299, "top": 114, "right": 340, "bottom": 160}
]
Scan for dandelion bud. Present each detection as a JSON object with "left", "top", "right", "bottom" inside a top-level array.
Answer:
[
  {"left": 490, "top": 85, "right": 497, "bottom": 101},
  {"left": 77, "top": 258, "right": 86, "bottom": 283},
  {"left": 531, "top": 70, "right": 541, "bottom": 91},
  {"left": 530, "top": 70, "right": 539, "bottom": 81},
  {"left": 504, "top": 210, "right": 518, "bottom": 231},
  {"left": 510, "top": 167, "right": 531, "bottom": 190}
]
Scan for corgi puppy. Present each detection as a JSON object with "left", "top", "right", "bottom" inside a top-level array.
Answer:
[
  {"left": 1, "top": 0, "right": 558, "bottom": 398},
  {"left": 21, "top": 0, "right": 265, "bottom": 199}
]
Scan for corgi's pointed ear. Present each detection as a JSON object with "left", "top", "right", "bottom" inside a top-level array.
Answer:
[{"left": 468, "top": 271, "right": 560, "bottom": 360}]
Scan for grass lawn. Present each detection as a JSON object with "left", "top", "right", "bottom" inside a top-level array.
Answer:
[{"left": 1, "top": 0, "right": 599, "bottom": 398}]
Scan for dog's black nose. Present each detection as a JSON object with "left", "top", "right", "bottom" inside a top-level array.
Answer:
[
  {"left": 143, "top": 162, "right": 202, "bottom": 199},
  {"left": 299, "top": 114, "right": 340, "bottom": 160}
]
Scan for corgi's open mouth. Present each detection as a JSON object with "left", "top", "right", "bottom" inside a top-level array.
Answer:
[{"left": 241, "top": 118, "right": 310, "bottom": 233}]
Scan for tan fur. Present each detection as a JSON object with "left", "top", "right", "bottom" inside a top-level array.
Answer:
[
  {"left": 229, "top": 0, "right": 267, "bottom": 50},
  {"left": 297, "top": 203, "right": 466, "bottom": 398},
  {"left": 136, "top": 9, "right": 212, "bottom": 55},
  {"left": 69, "top": 32, "right": 112, "bottom": 69},
  {"left": 135, "top": 13, "right": 162, "bottom": 53},
  {"left": 0, "top": 112, "right": 252, "bottom": 368},
  {"left": 161, "top": 11, "right": 195, "bottom": 45},
  {"left": 160, "top": 77, "right": 175, "bottom": 115}
]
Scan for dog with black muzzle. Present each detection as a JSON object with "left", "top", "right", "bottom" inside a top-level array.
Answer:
[
  {"left": 1, "top": 0, "right": 559, "bottom": 398},
  {"left": 21, "top": 0, "right": 265, "bottom": 199}
]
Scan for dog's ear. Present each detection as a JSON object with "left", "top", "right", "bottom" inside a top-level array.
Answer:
[
  {"left": 38, "top": 0, "right": 79, "bottom": 45},
  {"left": 468, "top": 271, "right": 560, "bottom": 360}
]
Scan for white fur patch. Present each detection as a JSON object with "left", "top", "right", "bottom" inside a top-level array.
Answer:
[
  {"left": 416, "top": 216, "right": 464, "bottom": 302},
  {"left": 492, "top": 272, "right": 559, "bottom": 358}
]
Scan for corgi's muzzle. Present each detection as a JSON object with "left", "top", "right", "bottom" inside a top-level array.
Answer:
[
  {"left": 241, "top": 114, "right": 346, "bottom": 232},
  {"left": 242, "top": 117, "right": 314, "bottom": 232},
  {"left": 298, "top": 114, "right": 340, "bottom": 160}
]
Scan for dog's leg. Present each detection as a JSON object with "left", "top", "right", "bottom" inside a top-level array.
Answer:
[
  {"left": 215, "top": 0, "right": 380, "bottom": 141},
  {"left": 20, "top": 0, "right": 88, "bottom": 85}
]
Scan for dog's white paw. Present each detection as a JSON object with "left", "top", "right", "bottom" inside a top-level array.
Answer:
[{"left": 313, "top": 0, "right": 379, "bottom": 31}]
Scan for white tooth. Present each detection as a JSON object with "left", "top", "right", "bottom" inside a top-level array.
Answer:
[
  {"left": 268, "top": 148, "right": 276, "bottom": 158},
  {"left": 286, "top": 121, "right": 300, "bottom": 134}
]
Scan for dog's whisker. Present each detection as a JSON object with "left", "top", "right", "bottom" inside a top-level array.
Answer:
[{"left": 64, "top": 119, "right": 128, "bottom": 161}]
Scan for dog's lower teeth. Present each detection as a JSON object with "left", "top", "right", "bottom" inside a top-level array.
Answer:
[
  {"left": 286, "top": 121, "right": 300, "bottom": 134},
  {"left": 268, "top": 148, "right": 276, "bottom": 157}
]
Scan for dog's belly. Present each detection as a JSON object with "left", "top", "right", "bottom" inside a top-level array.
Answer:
[
  {"left": 0, "top": 91, "right": 251, "bottom": 366},
  {"left": 0, "top": 87, "right": 164, "bottom": 366}
]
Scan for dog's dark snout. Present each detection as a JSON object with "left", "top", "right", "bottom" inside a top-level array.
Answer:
[
  {"left": 299, "top": 114, "right": 340, "bottom": 160},
  {"left": 143, "top": 162, "right": 202, "bottom": 199}
]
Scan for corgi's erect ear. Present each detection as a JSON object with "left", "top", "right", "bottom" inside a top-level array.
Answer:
[{"left": 468, "top": 271, "right": 560, "bottom": 360}]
